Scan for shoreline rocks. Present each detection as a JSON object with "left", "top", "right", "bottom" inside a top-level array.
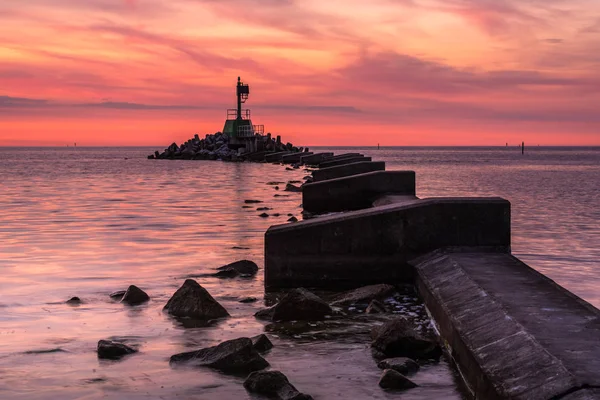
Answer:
[
  {"left": 377, "top": 357, "right": 420, "bottom": 375},
  {"left": 214, "top": 260, "right": 259, "bottom": 278},
  {"left": 164, "top": 279, "right": 229, "bottom": 320},
  {"left": 378, "top": 369, "right": 418, "bottom": 390},
  {"left": 170, "top": 337, "right": 269, "bottom": 374},
  {"left": 244, "top": 370, "right": 313, "bottom": 400},
  {"left": 97, "top": 340, "right": 137, "bottom": 360},
  {"left": 371, "top": 318, "right": 441, "bottom": 360},
  {"left": 331, "top": 284, "right": 396, "bottom": 306},
  {"left": 121, "top": 285, "right": 150, "bottom": 305},
  {"left": 255, "top": 288, "right": 333, "bottom": 322}
]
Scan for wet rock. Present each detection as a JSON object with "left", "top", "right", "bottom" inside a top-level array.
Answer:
[
  {"left": 97, "top": 340, "right": 137, "bottom": 360},
  {"left": 163, "top": 279, "right": 230, "bottom": 320},
  {"left": 287, "top": 216, "right": 298, "bottom": 222},
  {"left": 251, "top": 334, "right": 273, "bottom": 353},
  {"left": 378, "top": 369, "right": 418, "bottom": 390},
  {"left": 285, "top": 167, "right": 294, "bottom": 171},
  {"left": 267, "top": 181, "right": 285, "bottom": 185},
  {"left": 170, "top": 337, "right": 268, "bottom": 374},
  {"left": 255, "top": 288, "right": 333, "bottom": 322},
  {"left": 275, "top": 186, "right": 280, "bottom": 190},
  {"left": 215, "top": 260, "right": 259, "bottom": 278},
  {"left": 109, "top": 290, "right": 126, "bottom": 300},
  {"left": 121, "top": 285, "right": 149, "bottom": 305},
  {"left": 259, "top": 213, "right": 270, "bottom": 218},
  {"left": 242, "top": 205, "right": 253, "bottom": 209},
  {"left": 245, "top": 199, "right": 263, "bottom": 204},
  {"left": 371, "top": 318, "right": 441, "bottom": 360},
  {"left": 377, "top": 357, "right": 420, "bottom": 374},
  {"left": 244, "top": 370, "right": 313, "bottom": 400},
  {"left": 272, "top": 213, "right": 281, "bottom": 217},
  {"left": 366, "top": 299, "right": 388, "bottom": 314},
  {"left": 257, "top": 207, "right": 272, "bottom": 211},
  {"left": 66, "top": 297, "right": 82, "bottom": 305},
  {"left": 239, "top": 297, "right": 258, "bottom": 303},
  {"left": 285, "top": 183, "right": 302, "bottom": 193},
  {"left": 331, "top": 284, "right": 396, "bottom": 306}
]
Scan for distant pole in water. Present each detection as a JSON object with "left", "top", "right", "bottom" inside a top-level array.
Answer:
[
  {"left": 74, "top": 142, "right": 77, "bottom": 147},
  {"left": 378, "top": 143, "right": 380, "bottom": 150},
  {"left": 521, "top": 141, "right": 524, "bottom": 155}
]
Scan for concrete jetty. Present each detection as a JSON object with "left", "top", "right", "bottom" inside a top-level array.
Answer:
[
  {"left": 282, "top": 152, "right": 313, "bottom": 164},
  {"left": 302, "top": 171, "right": 416, "bottom": 212},
  {"left": 312, "top": 161, "right": 385, "bottom": 182},
  {"left": 319, "top": 156, "right": 371, "bottom": 168},
  {"left": 300, "top": 152, "right": 333, "bottom": 165},
  {"left": 262, "top": 148, "right": 600, "bottom": 399},
  {"left": 265, "top": 151, "right": 292, "bottom": 162}
]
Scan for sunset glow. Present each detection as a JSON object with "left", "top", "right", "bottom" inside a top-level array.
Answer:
[{"left": 1, "top": 0, "right": 600, "bottom": 146}]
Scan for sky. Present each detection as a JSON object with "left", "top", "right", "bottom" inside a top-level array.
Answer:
[{"left": 1, "top": 0, "right": 600, "bottom": 146}]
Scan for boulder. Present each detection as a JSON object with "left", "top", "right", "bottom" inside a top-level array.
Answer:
[
  {"left": 259, "top": 213, "right": 270, "bottom": 218},
  {"left": 366, "top": 299, "right": 388, "bottom": 314},
  {"left": 378, "top": 369, "right": 418, "bottom": 390},
  {"left": 66, "top": 297, "right": 82, "bottom": 305},
  {"left": 97, "top": 340, "right": 137, "bottom": 360},
  {"left": 215, "top": 260, "right": 259, "bottom": 278},
  {"left": 377, "top": 357, "right": 420, "bottom": 375},
  {"left": 285, "top": 183, "right": 302, "bottom": 193},
  {"left": 251, "top": 334, "right": 273, "bottom": 353},
  {"left": 245, "top": 199, "right": 263, "bottom": 204},
  {"left": 239, "top": 297, "right": 258, "bottom": 303},
  {"left": 163, "top": 279, "right": 230, "bottom": 320},
  {"left": 331, "top": 284, "right": 396, "bottom": 306},
  {"left": 109, "top": 290, "right": 126, "bottom": 300},
  {"left": 371, "top": 318, "right": 441, "bottom": 360},
  {"left": 255, "top": 288, "right": 333, "bottom": 322},
  {"left": 244, "top": 370, "right": 313, "bottom": 400},
  {"left": 170, "top": 337, "right": 268, "bottom": 374},
  {"left": 287, "top": 216, "right": 298, "bottom": 222},
  {"left": 121, "top": 285, "right": 150, "bottom": 305}
]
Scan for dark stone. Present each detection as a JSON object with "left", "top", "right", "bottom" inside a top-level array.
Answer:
[
  {"left": 257, "top": 207, "right": 272, "bottom": 211},
  {"left": 273, "top": 213, "right": 281, "bottom": 217},
  {"left": 371, "top": 318, "right": 441, "bottom": 360},
  {"left": 267, "top": 182, "right": 285, "bottom": 185},
  {"left": 163, "top": 279, "right": 230, "bottom": 320},
  {"left": 378, "top": 369, "right": 418, "bottom": 390},
  {"left": 109, "top": 290, "right": 126, "bottom": 300},
  {"left": 366, "top": 299, "right": 389, "bottom": 314},
  {"left": 259, "top": 213, "right": 270, "bottom": 218},
  {"left": 97, "top": 340, "right": 137, "bottom": 360},
  {"left": 66, "top": 297, "right": 82, "bottom": 305},
  {"left": 239, "top": 297, "right": 258, "bottom": 303},
  {"left": 121, "top": 285, "right": 149, "bottom": 305},
  {"left": 275, "top": 186, "right": 280, "bottom": 190},
  {"left": 377, "top": 357, "right": 420, "bottom": 374},
  {"left": 251, "top": 334, "right": 273, "bottom": 353},
  {"left": 255, "top": 288, "right": 333, "bottom": 322},
  {"left": 216, "top": 260, "right": 259, "bottom": 277},
  {"left": 170, "top": 337, "right": 269, "bottom": 374},
  {"left": 285, "top": 183, "right": 302, "bottom": 193},
  {"left": 245, "top": 200, "right": 263, "bottom": 204},
  {"left": 331, "top": 284, "right": 396, "bottom": 306},
  {"left": 244, "top": 370, "right": 313, "bottom": 400},
  {"left": 288, "top": 216, "right": 298, "bottom": 222}
]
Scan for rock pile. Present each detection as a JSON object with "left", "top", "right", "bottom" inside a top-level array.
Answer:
[{"left": 149, "top": 132, "right": 305, "bottom": 161}]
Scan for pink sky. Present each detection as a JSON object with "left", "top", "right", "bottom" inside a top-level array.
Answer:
[{"left": 1, "top": 0, "right": 600, "bottom": 146}]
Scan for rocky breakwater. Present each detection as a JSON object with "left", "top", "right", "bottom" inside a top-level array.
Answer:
[{"left": 148, "top": 132, "right": 306, "bottom": 162}]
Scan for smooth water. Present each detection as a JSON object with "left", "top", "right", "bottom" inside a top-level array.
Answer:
[{"left": 0, "top": 146, "right": 598, "bottom": 400}]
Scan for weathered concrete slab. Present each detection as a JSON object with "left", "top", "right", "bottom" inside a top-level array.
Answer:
[
  {"left": 265, "top": 152, "right": 292, "bottom": 162},
  {"left": 281, "top": 152, "right": 313, "bottom": 164},
  {"left": 300, "top": 152, "right": 333, "bottom": 165},
  {"left": 413, "top": 251, "right": 600, "bottom": 400},
  {"left": 303, "top": 171, "right": 416, "bottom": 213},
  {"left": 319, "top": 156, "right": 371, "bottom": 169},
  {"left": 312, "top": 161, "right": 385, "bottom": 182},
  {"left": 264, "top": 197, "right": 510, "bottom": 290},
  {"left": 245, "top": 151, "right": 273, "bottom": 162}
]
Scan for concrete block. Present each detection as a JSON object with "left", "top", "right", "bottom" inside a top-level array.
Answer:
[
  {"left": 312, "top": 161, "right": 384, "bottom": 182},
  {"left": 319, "top": 156, "right": 371, "bottom": 169},
  {"left": 413, "top": 251, "right": 600, "bottom": 399},
  {"left": 303, "top": 171, "right": 416, "bottom": 213},
  {"left": 300, "top": 152, "right": 333, "bottom": 165},
  {"left": 265, "top": 152, "right": 292, "bottom": 162},
  {"left": 245, "top": 151, "right": 272, "bottom": 161},
  {"left": 264, "top": 197, "right": 510, "bottom": 290},
  {"left": 282, "top": 152, "right": 313, "bottom": 164}
]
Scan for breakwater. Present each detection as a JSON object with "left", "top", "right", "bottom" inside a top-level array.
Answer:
[{"left": 259, "top": 150, "right": 600, "bottom": 399}]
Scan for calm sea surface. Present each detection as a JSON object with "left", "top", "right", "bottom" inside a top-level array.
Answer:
[{"left": 0, "top": 146, "right": 598, "bottom": 399}]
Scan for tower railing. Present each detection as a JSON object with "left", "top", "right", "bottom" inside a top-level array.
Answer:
[{"left": 227, "top": 109, "right": 251, "bottom": 120}]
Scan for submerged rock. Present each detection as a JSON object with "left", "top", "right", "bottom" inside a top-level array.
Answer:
[
  {"left": 371, "top": 318, "right": 441, "bottom": 360},
  {"left": 331, "top": 284, "right": 396, "bottom": 306},
  {"left": 66, "top": 297, "right": 82, "bottom": 305},
  {"left": 284, "top": 183, "right": 302, "bottom": 193},
  {"left": 366, "top": 299, "right": 388, "bottom": 314},
  {"left": 245, "top": 199, "right": 263, "bottom": 204},
  {"left": 239, "top": 297, "right": 258, "bottom": 303},
  {"left": 251, "top": 334, "right": 273, "bottom": 353},
  {"left": 121, "top": 285, "right": 150, "bottom": 305},
  {"left": 214, "top": 260, "right": 259, "bottom": 278},
  {"left": 378, "top": 369, "right": 418, "bottom": 390},
  {"left": 163, "top": 279, "right": 229, "bottom": 320},
  {"left": 109, "top": 290, "right": 126, "bottom": 300},
  {"left": 377, "top": 357, "right": 420, "bottom": 375},
  {"left": 287, "top": 216, "right": 298, "bottom": 222},
  {"left": 97, "top": 340, "right": 137, "bottom": 360},
  {"left": 259, "top": 213, "right": 270, "bottom": 218},
  {"left": 244, "top": 370, "right": 313, "bottom": 400},
  {"left": 255, "top": 288, "right": 333, "bottom": 322},
  {"left": 170, "top": 337, "right": 268, "bottom": 374}
]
